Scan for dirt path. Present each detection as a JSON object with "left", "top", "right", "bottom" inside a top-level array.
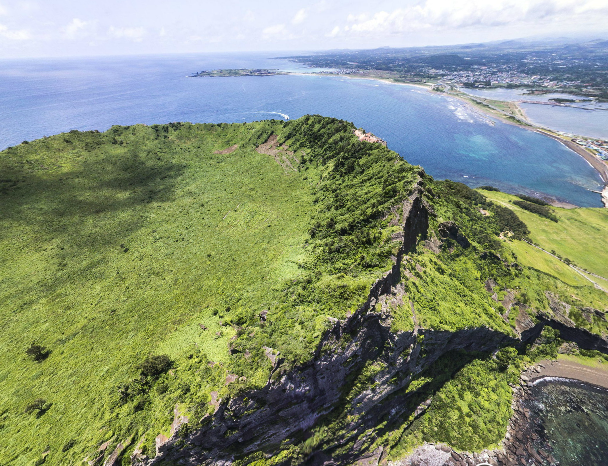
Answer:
[
  {"left": 214, "top": 144, "right": 239, "bottom": 155},
  {"left": 524, "top": 240, "right": 608, "bottom": 292}
]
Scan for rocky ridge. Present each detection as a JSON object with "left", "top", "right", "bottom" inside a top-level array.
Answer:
[{"left": 132, "top": 183, "right": 608, "bottom": 466}]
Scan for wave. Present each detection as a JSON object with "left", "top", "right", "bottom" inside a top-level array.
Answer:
[{"left": 254, "top": 111, "right": 290, "bottom": 120}]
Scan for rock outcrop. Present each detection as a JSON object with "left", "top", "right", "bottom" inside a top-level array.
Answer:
[
  {"left": 141, "top": 187, "right": 516, "bottom": 465},
  {"left": 138, "top": 185, "right": 608, "bottom": 466}
]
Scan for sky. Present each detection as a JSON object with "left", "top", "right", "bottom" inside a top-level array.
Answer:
[{"left": 0, "top": 0, "right": 607, "bottom": 58}]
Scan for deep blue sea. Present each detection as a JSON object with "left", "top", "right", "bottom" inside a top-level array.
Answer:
[{"left": 0, "top": 53, "right": 604, "bottom": 206}]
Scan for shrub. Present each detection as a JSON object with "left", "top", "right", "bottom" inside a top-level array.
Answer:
[
  {"left": 26, "top": 343, "right": 51, "bottom": 362},
  {"left": 62, "top": 439, "right": 76, "bottom": 452},
  {"left": 138, "top": 354, "right": 172, "bottom": 378},
  {"left": 25, "top": 399, "right": 51, "bottom": 416},
  {"left": 492, "top": 204, "right": 529, "bottom": 239},
  {"left": 478, "top": 185, "right": 500, "bottom": 192},
  {"left": 516, "top": 194, "right": 549, "bottom": 206},
  {"left": 495, "top": 347, "right": 518, "bottom": 371},
  {"left": 512, "top": 200, "right": 558, "bottom": 222}
]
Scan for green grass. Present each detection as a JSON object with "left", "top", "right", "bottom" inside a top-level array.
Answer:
[
  {"left": 507, "top": 239, "right": 588, "bottom": 287},
  {"left": 0, "top": 123, "right": 317, "bottom": 463},
  {"left": 2, "top": 120, "right": 607, "bottom": 464},
  {"left": 480, "top": 189, "right": 608, "bottom": 278},
  {"left": 0, "top": 117, "right": 421, "bottom": 464},
  {"left": 388, "top": 351, "right": 522, "bottom": 458}
]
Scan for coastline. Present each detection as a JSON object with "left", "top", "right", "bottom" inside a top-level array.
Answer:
[
  {"left": 528, "top": 356, "right": 608, "bottom": 389},
  {"left": 288, "top": 71, "right": 608, "bottom": 205}
]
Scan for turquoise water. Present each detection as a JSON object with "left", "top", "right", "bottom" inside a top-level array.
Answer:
[
  {"left": 0, "top": 54, "right": 603, "bottom": 206},
  {"left": 527, "top": 379, "right": 608, "bottom": 464}
]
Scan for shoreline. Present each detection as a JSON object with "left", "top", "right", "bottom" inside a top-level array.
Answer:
[
  {"left": 287, "top": 71, "right": 608, "bottom": 205},
  {"left": 528, "top": 357, "right": 608, "bottom": 389}
]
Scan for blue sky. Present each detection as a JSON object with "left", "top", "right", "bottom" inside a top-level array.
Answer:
[{"left": 1, "top": 0, "right": 607, "bottom": 58}]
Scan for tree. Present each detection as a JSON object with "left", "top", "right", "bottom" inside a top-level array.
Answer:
[
  {"left": 138, "top": 355, "right": 172, "bottom": 378},
  {"left": 26, "top": 343, "right": 50, "bottom": 362}
]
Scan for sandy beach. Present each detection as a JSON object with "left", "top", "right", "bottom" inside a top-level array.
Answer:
[{"left": 530, "top": 357, "right": 608, "bottom": 389}]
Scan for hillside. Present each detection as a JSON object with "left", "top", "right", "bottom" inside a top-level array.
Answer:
[{"left": 1, "top": 116, "right": 607, "bottom": 465}]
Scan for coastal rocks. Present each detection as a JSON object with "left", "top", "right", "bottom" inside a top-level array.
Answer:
[{"left": 354, "top": 129, "right": 387, "bottom": 146}]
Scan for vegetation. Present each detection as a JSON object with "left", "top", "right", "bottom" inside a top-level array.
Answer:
[
  {"left": 512, "top": 199, "right": 558, "bottom": 222},
  {"left": 25, "top": 343, "right": 51, "bottom": 362},
  {"left": 1, "top": 117, "right": 607, "bottom": 465},
  {"left": 480, "top": 188, "right": 608, "bottom": 278},
  {"left": 516, "top": 194, "right": 549, "bottom": 206},
  {"left": 0, "top": 116, "right": 420, "bottom": 464},
  {"left": 393, "top": 356, "right": 517, "bottom": 454}
]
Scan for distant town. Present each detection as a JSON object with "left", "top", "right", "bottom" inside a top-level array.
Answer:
[{"left": 285, "top": 39, "right": 608, "bottom": 100}]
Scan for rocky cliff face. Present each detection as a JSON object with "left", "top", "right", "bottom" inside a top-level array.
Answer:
[
  {"left": 138, "top": 188, "right": 512, "bottom": 466},
  {"left": 138, "top": 186, "right": 608, "bottom": 466}
]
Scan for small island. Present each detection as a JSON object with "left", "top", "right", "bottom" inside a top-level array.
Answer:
[{"left": 189, "top": 68, "right": 285, "bottom": 77}]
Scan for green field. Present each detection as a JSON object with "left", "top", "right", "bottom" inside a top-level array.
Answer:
[
  {"left": 480, "top": 189, "right": 608, "bottom": 278},
  {"left": 507, "top": 240, "right": 588, "bottom": 287},
  {"left": 0, "top": 123, "right": 317, "bottom": 463}
]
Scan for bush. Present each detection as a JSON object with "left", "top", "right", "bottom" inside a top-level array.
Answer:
[
  {"left": 26, "top": 343, "right": 50, "bottom": 362},
  {"left": 62, "top": 439, "right": 76, "bottom": 452},
  {"left": 495, "top": 347, "right": 518, "bottom": 371},
  {"left": 138, "top": 354, "right": 172, "bottom": 378},
  {"left": 478, "top": 186, "right": 500, "bottom": 192},
  {"left": 492, "top": 204, "right": 529, "bottom": 239},
  {"left": 512, "top": 200, "right": 558, "bottom": 222},
  {"left": 516, "top": 194, "right": 549, "bottom": 206},
  {"left": 24, "top": 399, "right": 51, "bottom": 416}
]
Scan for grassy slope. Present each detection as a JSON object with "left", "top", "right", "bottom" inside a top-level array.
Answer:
[
  {"left": 0, "top": 123, "right": 317, "bottom": 463},
  {"left": 0, "top": 117, "right": 423, "bottom": 464},
  {"left": 480, "top": 189, "right": 608, "bottom": 278},
  {"left": 2, "top": 119, "right": 608, "bottom": 464}
]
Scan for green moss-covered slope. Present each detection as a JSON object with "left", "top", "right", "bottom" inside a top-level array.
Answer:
[
  {"left": 1, "top": 116, "right": 607, "bottom": 465},
  {"left": 0, "top": 116, "right": 419, "bottom": 464}
]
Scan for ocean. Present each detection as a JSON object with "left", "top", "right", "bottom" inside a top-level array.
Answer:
[
  {"left": 0, "top": 52, "right": 603, "bottom": 206},
  {"left": 525, "top": 379, "right": 608, "bottom": 465}
]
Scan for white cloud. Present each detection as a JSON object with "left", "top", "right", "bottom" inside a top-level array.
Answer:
[
  {"left": 262, "top": 23, "right": 287, "bottom": 39},
  {"left": 108, "top": 26, "right": 145, "bottom": 42},
  {"left": 292, "top": 8, "right": 307, "bottom": 25},
  {"left": 244, "top": 10, "right": 255, "bottom": 22},
  {"left": 0, "top": 4, "right": 6, "bottom": 15},
  {"left": 345, "top": 0, "right": 608, "bottom": 35},
  {"left": 159, "top": 27, "right": 167, "bottom": 37},
  {"left": 63, "top": 18, "right": 90, "bottom": 39},
  {"left": 347, "top": 13, "right": 368, "bottom": 22},
  {"left": 0, "top": 24, "right": 29, "bottom": 40},
  {"left": 327, "top": 26, "right": 340, "bottom": 37}
]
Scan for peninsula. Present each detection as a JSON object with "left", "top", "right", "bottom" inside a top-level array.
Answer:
[
  {"left": 282, "top": 40, "right": 608, "bottom": 205},
  {"left": 189, "top": 68, "right": 285, "bottom": 77}
]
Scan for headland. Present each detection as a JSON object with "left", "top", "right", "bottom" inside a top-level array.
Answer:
[{"left": 290, "top": 70, "right": 608, "bottom": 205}]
